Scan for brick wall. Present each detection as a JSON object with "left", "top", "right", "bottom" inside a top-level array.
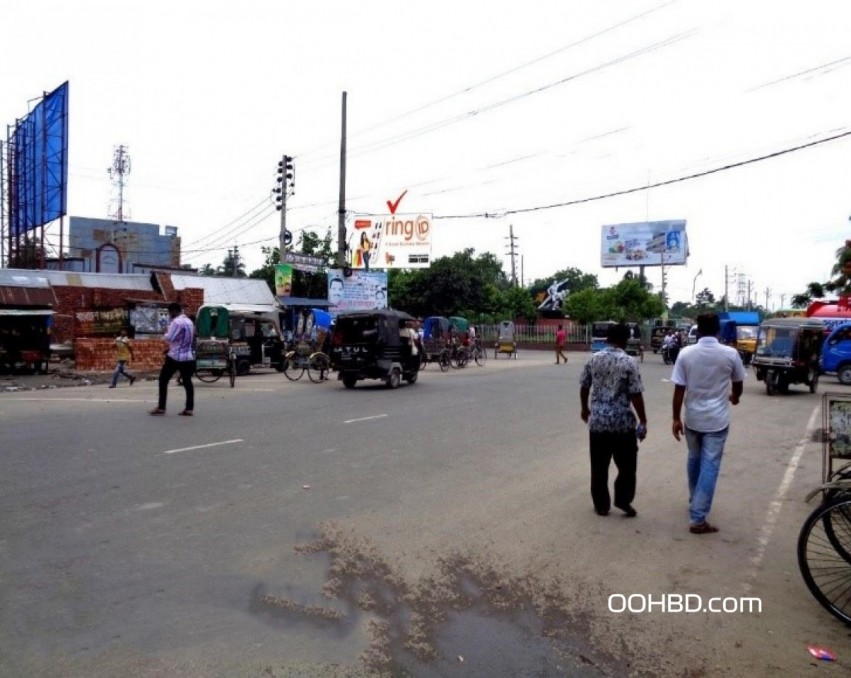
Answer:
[{"left": 75, "top": 337, "right": 168, "bottom": 371}]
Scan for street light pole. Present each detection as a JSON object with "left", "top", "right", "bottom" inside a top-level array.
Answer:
[{"left": 692, "top": 268, "right": 703, "bottom": 303}]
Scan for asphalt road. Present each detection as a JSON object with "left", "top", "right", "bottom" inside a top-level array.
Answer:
[{"left": 1, "top": 350, "right": 849, "bottom": 677}]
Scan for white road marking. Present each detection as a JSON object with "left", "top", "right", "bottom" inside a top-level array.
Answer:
[
  {"left": 163, "top": 439, "right": 244, "bottom": 455},
  {"left": 344, "top": 414, "right": 388, "bottom": 424},
  {"left": 745, "top": 404, "right": 820, "bottom": 589}
]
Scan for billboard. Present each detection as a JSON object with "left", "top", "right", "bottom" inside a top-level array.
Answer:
[
  {"left": 274, "top": 264, "right": 293, "bottom": 297},
  {"left": 9, "top": 81, "right": 69, "bottom": 235},
  {"left": 346, "top": 213, "right": 432, "bottom": 270},
  {"left": 600, "top": 220, "right": 687, "bottom": 268},
  {"left": 327, "top": 268, "right": 388, "bottom": 316}
]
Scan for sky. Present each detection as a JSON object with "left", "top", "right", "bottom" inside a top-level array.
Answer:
[{"left": 3, "top": 0, "right": 851, "bottom": 309}]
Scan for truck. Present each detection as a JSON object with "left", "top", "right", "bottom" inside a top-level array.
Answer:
[{"left": 820, "top": 321, "right": 851, "bottom": 384}]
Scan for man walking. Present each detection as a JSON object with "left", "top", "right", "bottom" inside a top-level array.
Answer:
[
  {"left": 579, "top": 323, "right": 648, "bottom": 517},
  {"left": 150, "top": 302, "right": 196, "bottom": 416},
  {"left": 671, "top": 312, "right": 745, "bottom": 534},
  {"left": 109, "top": 327, "right": 136, "bottom": 388},
  {"left": 555, "top": 324, "right": 569, "bottom": 364}
]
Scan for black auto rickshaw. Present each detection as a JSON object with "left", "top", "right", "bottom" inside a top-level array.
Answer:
[
  {"left": 751, "top": 317, "right": 825, "bottom": 395},
  {"left": 330, "top": 309, "right": 420, "bottom": 388}
]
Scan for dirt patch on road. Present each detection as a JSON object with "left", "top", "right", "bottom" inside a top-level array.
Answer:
[{"left": 251, "top": 522, "right": 648, "bottom": 677}]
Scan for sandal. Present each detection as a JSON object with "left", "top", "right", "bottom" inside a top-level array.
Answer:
[
  {"left": 148, "top": 408, "right": 166, "bottom": 416},
  {"left": 689, "top": 522, "right": 719, "bottom": 534},
  {"left": 178, "top": 410, "right": 194, "bottom": 416}
]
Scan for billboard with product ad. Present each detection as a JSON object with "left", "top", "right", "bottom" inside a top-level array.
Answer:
[
  {"left": 346, "top": 213, "right": 432, "bottom": 270},
  {"left": 600, "top": 220, "right": 688, "bottom": 268},
  {"left": 327, "top": 269, "right": 388, "bottom": 316}
]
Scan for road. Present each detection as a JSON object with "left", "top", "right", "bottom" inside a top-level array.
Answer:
[{"left": 1, "top": 350, "right": 849, "bottom": 677}]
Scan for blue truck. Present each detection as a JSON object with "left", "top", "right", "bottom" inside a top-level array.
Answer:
[{"left": 820, "top": 321, "right": 851, "bottom": 384}]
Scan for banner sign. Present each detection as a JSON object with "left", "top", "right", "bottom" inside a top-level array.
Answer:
[
  {"left": 285, "top": 251, "right": 325, "bottom": 273},
  {"left": 274, "top": 264, "right": 293, "bottom": 297},
  {"left": 600, "top": 220, "right": 688, "bottom": 268},
  {"left": 346, "top": 213, "right": 432, "bottom": 270},
  {"left": 327, "top": 268, "right": 388, "bottom": 316},
  {"left": 74, "top": 307, "right": 128, "bottom": 336}
]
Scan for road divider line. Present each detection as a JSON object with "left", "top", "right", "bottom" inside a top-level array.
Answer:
[
  {"left": 746, "top": 404, "right": 820, "bottom": 589},
  {"left": 164, "top": 439, "right": 244, "bottom": 455},
  {"left": 344, "top": 414, "right": 388, "bottom": 424}
]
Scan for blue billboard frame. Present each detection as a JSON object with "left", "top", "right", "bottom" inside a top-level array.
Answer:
[{"left": 9, "top": 81, "right": 69, "bottom": 236}]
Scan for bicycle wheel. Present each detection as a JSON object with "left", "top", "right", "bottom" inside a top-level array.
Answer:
[
  {"left": 797, "top": 496, "right": 851, "bottom": 625},
  {"left": 439, "top": 349, "right": 451, "bottom": 372},
  {"left": 452, "top": 349, "right": 469, "bottom": 369},
  {"left": 283, "top": 355, "right": 304, "bottom": 381},
  {"left": 474, "top": 346, "right": 487, "bottom": 366},
  {"left": 195, "top": 369, "right": 222, "bottom": 383},
  {"left": 308, "top": 352, "right": 330, "bottom": 383}
]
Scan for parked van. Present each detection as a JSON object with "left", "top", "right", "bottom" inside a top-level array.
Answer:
[{"left": 821, "top": 321, "right": 851, "bottom": 384}]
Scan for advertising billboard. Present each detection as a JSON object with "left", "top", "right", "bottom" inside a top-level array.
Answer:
[
  {"left": 9, "top": 81, "right": 69, "bottom": 235},
  {"left": 346, "top": 213, "right": 432, "bottom": 270},
  {"left": 600, "top": 220, "right": 687, "bottom": 268},
  {"left": 327, "top": 268, "right": 388, "bottom": 316},
  {"left": 274, "top": 264, "right": 293, "bottom": 297}
]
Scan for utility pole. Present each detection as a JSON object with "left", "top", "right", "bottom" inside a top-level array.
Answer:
[
  {"left": 764, "top": 287, "right": 771, "bottom": 310},
  {"left": 505, "top": 224, "right": 519, "bottom": 286},
  {"left": 747, "top": 278, "right": 753, "bottom": 311},
  {"left": 336, "top": 91, "right": 348, "bottom": 271},
  {"left": 275, "top": 155, "right": 294, "bottom": 258}
]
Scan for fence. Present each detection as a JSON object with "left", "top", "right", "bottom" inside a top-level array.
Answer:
[{"left": 476, "top": 324, "right": 593, "bottom": 347}]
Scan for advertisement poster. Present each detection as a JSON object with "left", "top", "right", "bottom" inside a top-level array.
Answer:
[
  {"left": 346, "top": 213, "right": 432, "bottom": 270},
  {"left": 327, "top": 269, "right": 388, "bottom": 316},
  {"left": 274, "top": 264, "right": 293, "bottom": 297},
  {"left": 600, "top": 220, "right": 687, "bottom": 268},
  {"left": 827, "top": 397, "right": 851, "bottom": 459}
]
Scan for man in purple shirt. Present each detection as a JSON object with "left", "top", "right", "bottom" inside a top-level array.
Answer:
[{"left": 150, "top": 302, "right": 196, "bottom": 416}]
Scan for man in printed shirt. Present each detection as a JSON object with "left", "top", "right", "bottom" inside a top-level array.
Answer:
[
  {"left": 579, "top": 323, "right": 648, "bottom": 517},
  {"left": 150, "top": 302, "right": 196, "bottom": 416}
]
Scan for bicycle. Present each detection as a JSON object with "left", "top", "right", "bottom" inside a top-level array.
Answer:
[
  {"left": 283, "top": 342, "right": 330, "bottom": 383},
  {"left": 469, "top": 338, "right": 487, "bottom": 366},
  {"left": 797, "top": 481, "right": 851, "bottom": 625}
]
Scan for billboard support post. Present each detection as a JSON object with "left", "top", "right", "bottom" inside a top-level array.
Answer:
[{"left": 336, "top": 91, "right": 348, "bottom": 271}]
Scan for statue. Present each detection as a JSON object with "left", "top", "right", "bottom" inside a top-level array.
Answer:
[{"left": 538, "top": 279, "right": 570, "bottom": 312}]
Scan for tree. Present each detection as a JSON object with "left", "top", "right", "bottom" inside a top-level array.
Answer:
[
  {"left": 217, "top": 248, "right": 246, "bottom": 277},
  {"left": 791, "top": 282, "right": 826, "bottom": 308},
  {"left": 695, "top": 287, "right": 716, "bottom": 307},
  {"left": 198, "top": 263, "right": 216, "bottom": 276},
  {"left": 8, "top": 234, "right": 46, "bottom": 269}
]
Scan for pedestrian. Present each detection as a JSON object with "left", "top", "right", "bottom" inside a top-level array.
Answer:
[
  {"left": 671, "top": 312, "right": 745, "bottom": 534},
  {"left": 110, "top": 327, "right": 136, "bottom": 388},
  {"left": 579, "top": 323, "right": 647, "bottom": 517},
  {"left": 150, "top": 302, "right": 196, "bottom": 416},
  {"left": 555, "top": 324, "right": 569, "bottom": 364}
]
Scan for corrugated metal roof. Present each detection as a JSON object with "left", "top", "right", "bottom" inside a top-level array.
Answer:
[
  {"left": 170, "top": 275, "right": 277, "bottom": 306},
  {"left": 0, "top": 268, "right": 153, "bottom": 290}
]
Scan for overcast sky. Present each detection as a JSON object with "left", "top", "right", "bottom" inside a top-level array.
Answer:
[{"left": 3, "top": 0, "right": 851, "bottom": 308}]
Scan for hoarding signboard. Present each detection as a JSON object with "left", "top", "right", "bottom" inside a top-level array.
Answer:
[
  {"left": 274, "top": 264, "right": 293, "bottom": 297},
  {"left": 600, "top": 220, "right": 688, "bottom": 268},
  {"left": 346, "top": 214, "right": 432, "bottom": 270},
  {"left": 327, "top": 268, "right": 388, "bottom": 316},
  {"left": 285, "top": 252, "right": 325, "bottom": 273}
]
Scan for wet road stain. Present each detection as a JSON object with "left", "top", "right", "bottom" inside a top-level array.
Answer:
[{"left": 250, "top": 522, "right": 638, "bottom": 676}]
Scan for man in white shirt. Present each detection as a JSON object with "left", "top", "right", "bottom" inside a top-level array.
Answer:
[{"left": 671, "top": 313, "right": 745, "bottom": 534}]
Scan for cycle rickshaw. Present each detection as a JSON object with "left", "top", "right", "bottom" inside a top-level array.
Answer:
[
  {"left": 797, "top": 392, "right": 851, "bottom": 625},
  {"left": 194, "top": 305, "right": 236, "bottom": 386},
  {"left": 493, "top": 320, "right": 517, "bottom": 359},
  {"left": 421, "top": 316, "right": 451, "bottom": 371}
]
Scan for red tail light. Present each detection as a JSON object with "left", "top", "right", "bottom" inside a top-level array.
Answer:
[{"left": 332, "top": 330, "right": 343, "bottom": 347}]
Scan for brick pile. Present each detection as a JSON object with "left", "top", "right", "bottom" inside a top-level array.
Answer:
[{"left": 75, "top": 337, "right": 168, "bottom": 372}]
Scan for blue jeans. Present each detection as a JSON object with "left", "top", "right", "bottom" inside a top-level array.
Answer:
[
  {"left": 685, "top": 427, "right": 729, "bottom": 525},
  {"left": 111, "top": 360, "right": 134, "bottom": 387}
]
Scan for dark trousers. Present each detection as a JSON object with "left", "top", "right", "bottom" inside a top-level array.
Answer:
[
  {"left": 158, "top": 356, "right": 195, "bottom": 411},
  {"left": 589, "top": 430, "right": 638, "bottom": 512}
]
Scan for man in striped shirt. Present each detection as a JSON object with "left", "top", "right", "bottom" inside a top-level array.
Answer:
[{"left": 150, "top": 302, "right": 196, "bottom": 416}]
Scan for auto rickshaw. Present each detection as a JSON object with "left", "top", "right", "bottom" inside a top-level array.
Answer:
[
  {"left": 330, "top": 309, "right": 421, "bottom": 388},
  {"left": 494, "top": 320, "right": 517, "bottom": 359},
  {"left": 625, "top": 323, "right": 644, "bottom": 362},
  {"left": 752, "top": 317, "right": 825, "bottom": 395},
  {"left": 591, "top": 321, "right": 617, "bottom": 352}
]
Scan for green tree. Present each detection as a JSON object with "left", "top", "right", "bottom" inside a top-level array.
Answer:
[
  {"left": 217, "top": 248, "right": 246, "bottom": 277},
  {"left": 695, "top": 287, "right": 716, "bottom": 307},
  {"left": 198, "top": 263, "right": 216, "bottom": 276}
]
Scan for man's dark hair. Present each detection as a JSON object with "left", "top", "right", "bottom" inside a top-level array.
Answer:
[
  {"left": 607, "top": 323, "right": 630, "bottom": 347},
  {"left": 696, "top": 312, "right": 720, "bottom": 338},
  {"left": 330, "top": 277, "right": 344, "bottom": 288},
  {"left": 167, "top": 302, "right": 182, "bottom": 315}
]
